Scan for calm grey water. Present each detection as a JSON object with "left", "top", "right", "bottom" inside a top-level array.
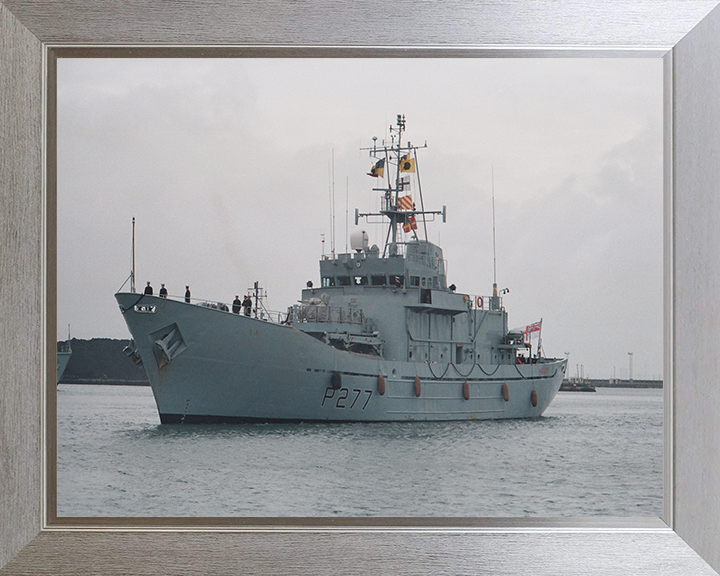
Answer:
[{"left": 57, "top": 385, "right": 662, "bottom": 517}]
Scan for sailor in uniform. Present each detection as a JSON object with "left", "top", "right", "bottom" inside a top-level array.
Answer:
[{"left": 242, "top": 295, "right": 252, "bottom": 316}]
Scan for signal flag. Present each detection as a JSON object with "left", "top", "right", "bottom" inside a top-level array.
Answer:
[
  {"left": 367, "top": 158, "right": 385, "bottom": 178},
  {"left": 398, "top": 195, "right": 413, "bottom": 210},
  {"left": 399, "top": 154, "right": 415, "bottom": 173},
  {"left": 403, "top": 215, "right": 418, "bottom": 233}
]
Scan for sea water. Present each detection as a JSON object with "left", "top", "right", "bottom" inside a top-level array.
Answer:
[{"left": 56, "top": 385, "right": 662, "bottom": 517}]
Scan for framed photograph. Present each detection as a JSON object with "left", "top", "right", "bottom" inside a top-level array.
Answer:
[
  {"left": 2, "top": 2, "right": 720, "bottom": 574},
  {"left": 52, "top": 55, "right": 665, "bottom": 521}
]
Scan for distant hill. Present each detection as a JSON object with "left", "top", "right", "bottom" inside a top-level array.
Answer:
[{"left": 59, "top": 338, "right": 148, "bottom": 385}]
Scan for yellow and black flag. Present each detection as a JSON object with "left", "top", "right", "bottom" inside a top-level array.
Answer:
[
  {"left": 367, "top": 158, "right": 385, "bottom": 178},
  {"left": 399, "top": 154, "right": 415, "bottom": 173}
]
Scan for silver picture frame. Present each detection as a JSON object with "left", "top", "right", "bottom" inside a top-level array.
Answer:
[{"left": 2, "top": 1, "right": 720, "bottom": 574}]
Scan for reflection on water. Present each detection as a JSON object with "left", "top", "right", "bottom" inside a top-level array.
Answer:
[{"left": 57, "top": 385, "right": 662, "bottom": 517}]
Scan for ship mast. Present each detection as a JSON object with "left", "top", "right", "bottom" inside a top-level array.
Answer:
[
  {"left": 357, "top": 114, "right": 445, "bottom": 257},
  {"left": 390, "top": 113, "right": 406, "bottom": 246}
]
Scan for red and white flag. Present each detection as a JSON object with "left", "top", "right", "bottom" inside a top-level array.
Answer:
[{"left": 524, "top": 320, "right": 542, "bottom": 342}]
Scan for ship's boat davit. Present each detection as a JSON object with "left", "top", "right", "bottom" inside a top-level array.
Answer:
[{"left": 115, "top": 115, "right": 566, "bottom": 423}]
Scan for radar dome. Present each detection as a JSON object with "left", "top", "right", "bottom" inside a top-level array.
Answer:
[{"left": 350, "top": 228, "right": 369, "bottom": 253}]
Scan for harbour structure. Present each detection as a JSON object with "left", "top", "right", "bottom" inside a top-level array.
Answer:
[
  {"left": 115, "top": 115, "right": 566, "bottom": 423},
  {"left": 560, "top": 364, "right": 597, "bottom": 392}
]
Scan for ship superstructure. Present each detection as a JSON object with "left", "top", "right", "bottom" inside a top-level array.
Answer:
[{"left": 116, "top": 115, "right": 566, "bottom": 423}]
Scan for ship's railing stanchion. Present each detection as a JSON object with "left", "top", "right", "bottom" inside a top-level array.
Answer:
[{"left": 116, "top": 272, "right": 134, "bottom": 293}]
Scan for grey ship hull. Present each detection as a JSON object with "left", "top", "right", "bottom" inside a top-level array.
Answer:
[
  {"left": 56, "top": 350, "right": 71, "bottom": 384},
  {"left": 116, "top": 293, "right": 565, "bottom": 423}
]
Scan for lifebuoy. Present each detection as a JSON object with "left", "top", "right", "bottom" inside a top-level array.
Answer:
[{"left": 476, "top": 296, "right": 483, "bottom": 308}]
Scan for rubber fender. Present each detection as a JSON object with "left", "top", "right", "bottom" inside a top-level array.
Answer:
[
  {"left": 331, "top": 371, "right": 342, "bottom": 390},
  {"left": 414, "top": 376, "right": 422, "bottom": 398},
  {"left": 378, "top": 373, "right": 386, "bottom": 396},
  {"left": 530, "top": 389, "right": 538, "bottom": 407},
  {"left": 462, "top": 380, "right": 470, "bottom": 401},
  {"left": 502, "top": 383, "right": 510, "bottom": 402}
]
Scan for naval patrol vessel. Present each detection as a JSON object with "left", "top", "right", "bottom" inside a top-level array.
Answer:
[
  {"left": 56, "top": 341, "right": 71, "bottom": 384},
  {"left": 116, "top": 115, "right": 566, "bottom": 423}
]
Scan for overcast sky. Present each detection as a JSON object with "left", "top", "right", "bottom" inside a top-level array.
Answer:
[{"left": 57, "top": 58, "right": 663, "bottom": 380}]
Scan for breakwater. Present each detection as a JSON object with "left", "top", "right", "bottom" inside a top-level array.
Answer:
[{"left": 563, "top": 379, "right": 663, "bottom": 389}]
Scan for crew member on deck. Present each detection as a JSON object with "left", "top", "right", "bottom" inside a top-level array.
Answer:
[
  {"left": 185, "top": 286, "right": 191, "bottom": 303},
  {"left": 144, "top": 282, "right": 153, "bottom": 295},
  {"left": 159, "top": 284, "right": 168, "bottom": 298},
  {"left": 232, "top": 295, "right": 242, "bottom": 314},
  {"left": 242, "top": 295, "right": 252, "bottom": 317}
]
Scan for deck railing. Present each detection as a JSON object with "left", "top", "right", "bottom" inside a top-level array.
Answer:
[
  {"left": 123, "top": 291, "right": 290, "bottom": 323},
  {"left": 121, "top": 289, "right": 499, "bottom": 323}
]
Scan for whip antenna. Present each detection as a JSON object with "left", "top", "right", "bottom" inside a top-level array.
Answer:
[
  {"left": 131, "top": 216, "right": 136, "bottom": 293},
  {"left": 491, "top": 166, "right": 500, "bottom": 310},
  {"left": 492, "top": 166, "right": 497, "bottom": 286}
]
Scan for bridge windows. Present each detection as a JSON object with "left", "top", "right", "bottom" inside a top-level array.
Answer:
[
  {"left": 410, "top": 276, "right": 420, "bottom": 287},
  {"left": 323, "top": 274, "right": 406, "bottom": 287}
]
